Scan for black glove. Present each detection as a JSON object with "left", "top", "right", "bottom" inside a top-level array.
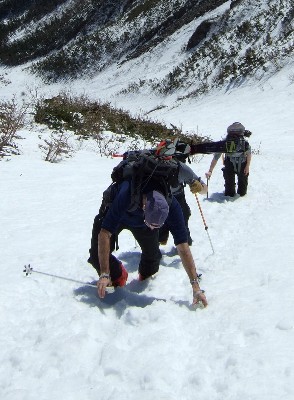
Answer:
[{"left": 244, "top": 130, "right": 252, "bottom": 137}]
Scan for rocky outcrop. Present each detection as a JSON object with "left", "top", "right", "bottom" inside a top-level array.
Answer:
[{"left": 186, "top": 20, "right": 213, "bottom": 50}]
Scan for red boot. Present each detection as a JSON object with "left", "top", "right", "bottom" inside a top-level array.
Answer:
[
  {"left": 138, "top": 273, "right": 144, "bottom": 281},
  {"left": 112, "top": 263, "right": 128, "bottom": 287},
  {"left": 138, "top": 273, "right": 153, "bottom": 281}
]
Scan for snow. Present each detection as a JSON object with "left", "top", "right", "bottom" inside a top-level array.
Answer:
[{"left": 1, "top": 61, "right": 294, "bottom": 400}]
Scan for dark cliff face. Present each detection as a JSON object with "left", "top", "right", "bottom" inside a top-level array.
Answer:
[
  {"left": 186, "top": 20, "right": 213, "bottom": 51},
  {"left": 0, "top": 0, "right": 131, "bottom": 64},
  {"left": 0, "top": 0, "right": 227, "bottom": 77},
  {"left": 0, "top": 0, "right": 68, "bottom": 21},
  {"left": 0, "top": 0, "right": 293, "bottom": 97},
  {"left": 123, "top": 0, "right": 226, "bottom": 61}
]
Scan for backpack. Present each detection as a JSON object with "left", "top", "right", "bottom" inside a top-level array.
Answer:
[
  {"left": 225, "top": 135, "right": 250, "bottom": 173},
  {"left": 111, "top": 149, "right": 180, "bottom": 212},
  {"left": 224, "top": 134, "right": 249, "bottom": 153}
]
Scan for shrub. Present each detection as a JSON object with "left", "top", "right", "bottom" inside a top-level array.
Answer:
[
  {"left": 34, "top": 92, "right": 210, "bottom": 158},
  {"left": 34, "top": 92, "right": 176, "bottom": 143},
  {"left": 38, "top": 129, "right": 74, "bottom": 163},
  {"left": 0, "top": 97, "right": 28, "bottom": 158}
]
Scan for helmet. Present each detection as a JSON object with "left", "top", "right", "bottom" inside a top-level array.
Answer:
[
  {"left": 155, "top": 139, "right": 176, "bottom": 157},
  {"left": 227, "top": 122, "right": 245, "bottom": 136}
]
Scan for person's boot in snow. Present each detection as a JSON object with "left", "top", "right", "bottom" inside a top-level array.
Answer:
[{"left": 112, "top": 263, "right": 128, "bottom": 287}]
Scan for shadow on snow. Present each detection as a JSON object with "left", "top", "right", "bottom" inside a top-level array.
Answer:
[
  {"left": 73, "top": 279, "right": 196, "bottom": 316},
  {"left": 204, "top": 192, "right": 240, "bottom": 203}
]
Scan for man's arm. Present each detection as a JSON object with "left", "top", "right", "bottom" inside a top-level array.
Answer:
[
  {"left": 176, "top": 242, "right": 208, "bottom": 307},
  {"left": 205, "top": 154, "right": 221, "bottom": 178},
  {"left": 189, "top": 137, "right": 249, "bottom": 155},
  {"left": 97, "top": 228, "right": 112, "bottom": 298},
  {"left": 178, "top": 162, "right": 208, "bottom": 195},
  {"left": 244, "top": 152, "right": 252, "bottom": 175}
]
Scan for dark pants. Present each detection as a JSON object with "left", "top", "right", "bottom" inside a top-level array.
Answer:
[
  {"left": 158, "top": 190, "right": 192, "bottom": 245},
  {"left": 88, "top": 214, "right": 162, "bottom": 281},
  {"left": 222, "top": 158, "right": 249, "bottom": 197}
]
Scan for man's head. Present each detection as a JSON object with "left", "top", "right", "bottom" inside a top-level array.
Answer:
[
  {"left": 227, "top": 122, "right": 245, "bottom": 136},
  {"left": 144, "top": 191, "right": 169, "bottom": 229}
]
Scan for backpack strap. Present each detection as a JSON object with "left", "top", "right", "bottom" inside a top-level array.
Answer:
[
  {"left": 97, "top": 183, "right": 120, "bottom": 249},
  {"left": 226, "top": 153, "right": 246, "bottom": 173}
]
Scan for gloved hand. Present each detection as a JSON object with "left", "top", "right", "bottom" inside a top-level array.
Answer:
[
  {"left": 205, "top": 171, "right": 212, "bottom": 179},
  {"left": 244, "top": 129, "right": 252, "bottom": 137},
  {"left": 189, "top": 180, "right": 203, "bottom": 194}
]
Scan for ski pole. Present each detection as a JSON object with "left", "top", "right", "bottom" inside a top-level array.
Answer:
[
  {"left": 23, "top": 264, "right": 115, "bottom": 292},
  {"left": 206, "top": 177, "right": 209, "bottom": 199},
  {"left": 195, "top": 194, "right": 215, "bottom": 254},
  {"left": 23, "top": 264, "right": 97, "bottom": 286}
]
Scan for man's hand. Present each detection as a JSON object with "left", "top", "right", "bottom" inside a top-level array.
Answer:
[
  {"left": 189, "top": 180, "right": 203, "bottom": 194},
  {"left": 97, "top": 274, "right": 111, "bottom": 298},
  {"left": 205, "top": 171, "right": 212, "bottom": 179},
  {"left": 192, "top": 288, "right": 208, "bottom": 307}
]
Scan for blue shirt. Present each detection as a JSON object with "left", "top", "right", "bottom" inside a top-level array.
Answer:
[{"left": 101, "top": 180, "right": 188, "bottom": 245}]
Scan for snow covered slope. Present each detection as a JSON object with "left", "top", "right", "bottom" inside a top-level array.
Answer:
[
  {"left": 1, "top": 63, "right": 294, "bottom": 399},
  {"left": 0, "top": 1, "right": 294, "bottom": 398}
]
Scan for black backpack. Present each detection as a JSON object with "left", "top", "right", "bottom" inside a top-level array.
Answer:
[{"left": 111, "top": 150, "right": 179, "bottom": 212}]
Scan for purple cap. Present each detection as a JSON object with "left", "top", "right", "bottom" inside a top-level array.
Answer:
[{"left": 145, "top": 191, "right": 169, "bottom": 228}]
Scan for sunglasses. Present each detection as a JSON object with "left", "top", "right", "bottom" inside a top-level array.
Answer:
[{"left": 144, "top": 220, "right": 162, "bottom": 229}]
